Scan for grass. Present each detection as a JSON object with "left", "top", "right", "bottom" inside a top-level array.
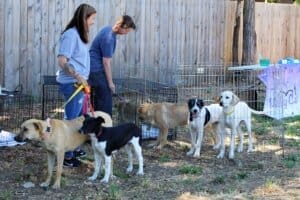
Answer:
[
  {"left": 113, "top": 167, "right": 130, "bottom": 179},
  {"left": 158, "top": 154, "right": 171, "bottom": 162},
  {"left": 235, "top": 171, "right": 248, "bottom": 180},
  {"left": 0, "top": 190, "right": 13, "bottom": 200},
  {"left": 178, "top": 165, "right": 203, "bottom": 175},
  {"left": 283, "top": 153, "right": 300, "bottom": 168},
  {"left": 108, "top": 183, "right": 121, "bottom": 200},
  {"left": 212, "top": 176, "right": 225, "bottom": 184}
]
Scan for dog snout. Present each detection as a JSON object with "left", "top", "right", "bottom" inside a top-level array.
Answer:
[
  {"left": 192, "top": 109, "right": 198, "bottom": 114},
  {"left": 14, "top": 134, "right": 25, "bottom": 142},
  {"left": 219, "top": 101, "right": 223, "bottom": 107}
]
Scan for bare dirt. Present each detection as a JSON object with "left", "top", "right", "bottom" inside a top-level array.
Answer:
[{"left": 0, "top": 130, "right": 299, "bottom": 200}]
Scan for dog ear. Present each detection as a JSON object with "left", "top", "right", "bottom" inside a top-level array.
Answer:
[
  {"left": 214, "top": 96, "right": 221, "bottom": 103},
  {"left": 146, "top": 98, "right": 153, "bottom": 103},
  {"left": 33, "top": 122, "right": 43, "bottom": 131},
  {"left": 198, "top": 99, "right": 204, "bottom": 107},
  {"left": 96, "top": 116, "right": 105, "bottom": 124},
  {"left": 187, "top": 99, "right": 192, "bottom": 107},
  {"left": 231, "top": 93, "right": 240, "bottom": 105}
]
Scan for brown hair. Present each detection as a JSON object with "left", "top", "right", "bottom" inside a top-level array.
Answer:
[
  {"left": 116, "top": 15, "right": 136, "bottom": 30},
  {"left": 63, "top": 4, "right": 96, "bottom": 43}
]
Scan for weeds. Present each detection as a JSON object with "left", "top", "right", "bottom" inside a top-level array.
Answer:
[
  {"left": 108, "top": 183, "right": 121, "bottom": 200},
  {"left": 212, "top": 176, "right": 225, "bottom": 184},
  {"left": 283, "top": 153, "right": 300, "bottom": 168},
  {"left": 0, "top": 190, "right": 12, "bottom": 200},
  {"left": 158, "top": 154, "right": 170, "bottom": 162},
  {"left": 179, "top": 165, "right": 202, "bottom": 175}
]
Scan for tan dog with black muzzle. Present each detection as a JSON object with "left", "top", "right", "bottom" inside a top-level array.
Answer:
[
  {"left": 137, "top": 102, "right": 189, "bottom": 149},
  {"left": 14, "top": 111, "right": 112, "bottom": 189}
]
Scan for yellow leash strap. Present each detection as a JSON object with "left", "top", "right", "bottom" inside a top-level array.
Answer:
[
  {"left": 49, "top": 84, "right": 84, "bottom": 118},
  {"left": 63, "top": 84, "right": 84, "bottom": 107}
]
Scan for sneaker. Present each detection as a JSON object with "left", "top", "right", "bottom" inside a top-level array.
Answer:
[
  {"left": 73, "top": 149, "right": 86, "bottom": 158},
  {"left": 63, "top": 157, "right": 81, "bottom": 167}
]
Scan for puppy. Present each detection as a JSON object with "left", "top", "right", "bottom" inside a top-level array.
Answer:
[
  {"left": 137, "top": 102, "right": 189, "bottom": 149},
  {"left": 217, "top": 90, "right": 264, "bottom": 159},
  {"left": 79, "top": 115, "right": 144, "bottom": 183},
  {"left": 14, "top": 111, "right": 112, "bottom": 189},
  {"left": 187, "top": 98, "right": 223, "bottom": 157}
]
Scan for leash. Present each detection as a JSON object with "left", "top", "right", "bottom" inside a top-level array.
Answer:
[
  {"left": 113, "top": 93, "right": 125, "bottom": 101},
  {"left": 83, "top": 92, "right": 95, "bottom": 116},
  {"left": 45, "top": 83, "right": 91, "bottom": 133},
  {"left": 48, "top": 84, "right": 85, "bottom": 119}
]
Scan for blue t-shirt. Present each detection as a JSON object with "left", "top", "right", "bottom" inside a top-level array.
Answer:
[
  {"left": 89, "top": 26, "right": 117, "bottom": 72},
  {"left": 56, "top": 27, "right": 90, "bottom": 84}
]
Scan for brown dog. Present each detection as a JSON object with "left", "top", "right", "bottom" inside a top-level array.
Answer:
[
  {"left": 137, "top": 102, "right": 189, "bottom": 149},
  {"left": 14, "top": 111, "right": 112, "bottom": 189}
]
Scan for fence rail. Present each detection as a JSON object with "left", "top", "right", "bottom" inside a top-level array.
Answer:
[{"left": 0, "top": 1, "right": 299, "bottom": 97}]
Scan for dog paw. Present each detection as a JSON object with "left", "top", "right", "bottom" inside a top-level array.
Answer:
[
  {"left": 237, "top": 147, "right": 243, "bottom": 153},
  {"left": 88, "top": 176, "right": 97, "bottom": 181},
  {"left": 126, "top": 167, "right": 133, "bottom": 173},
  {"left": 193, "top": 152, "right": 200, "bottom": 158},
  {"left": 51, "top": 183, "right": 61, "bottom": 189},
  {"left": 40, "top": 182, "right": 50, "bottom": 188},
  {"left": 136, "top": 171, "right": 144, "bottom": 176},
  {"left": 247, "top": 148, "right": 254, "bottom": 153},
  {"left": 100, "top": 178, "right": 109, "bottom": 183},
  {"left": 229, "top": 153, "right": 235, "bottom": 159},
  {"left": 186, "top": 149, "right": 194, "bottom": 156},
  {"left": 217, "top": 152, "right": 224, "bottom": 159},
  {"left": 154, "top": 145, "right": 163, "bottom": 150}
]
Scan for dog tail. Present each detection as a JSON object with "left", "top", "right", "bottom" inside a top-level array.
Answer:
[{"left": 250, "top": 108, "right": 265, "bottom": 115}]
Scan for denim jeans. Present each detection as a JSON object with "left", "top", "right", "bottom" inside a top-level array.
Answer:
[
  {"left": 88, "top": 71, "right": 112, "bottom": 116},
  {"left": 59, "top": 83, "right": 84, "bottom": 159}
]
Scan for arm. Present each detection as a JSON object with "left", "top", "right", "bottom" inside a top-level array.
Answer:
[
  {"left": 57, "top": 55, "right": 87, "bottom": 86},
  {"left": 103, "top": 57, "right": 115, "bottom": 93}
]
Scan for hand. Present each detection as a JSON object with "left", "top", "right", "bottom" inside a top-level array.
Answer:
[
  {"left": 75, "top": 75, "right": 88, "bottom": 87},
  {"left": 109, "top": 82, "right": 115, "bottom": 94}
]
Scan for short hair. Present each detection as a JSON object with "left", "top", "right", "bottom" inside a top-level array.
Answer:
[
  {"left": 116, "top": 15, "right": 136, "bottom": 30},
  {"left": 63, "top": 4, "right": 96, "bottom": 43}
]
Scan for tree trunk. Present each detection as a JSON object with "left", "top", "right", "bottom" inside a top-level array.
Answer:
[
  {"left": 232, "top": 0, "right": 242, "bottom": 66},
  {"left": 242, "top": 0, "right": 257, "bottom": 65}
]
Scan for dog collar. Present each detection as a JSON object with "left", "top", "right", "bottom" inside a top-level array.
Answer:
[
  {"left": 45, "top": 118, "right": 52, "bottom": 133},
  {"left": 224, "top": 109, "right": 234, "bottom": 116}
]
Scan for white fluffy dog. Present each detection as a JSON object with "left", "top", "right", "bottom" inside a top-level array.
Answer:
[{"left": 217, "top": 90, "right": 264, "bottom": 159}]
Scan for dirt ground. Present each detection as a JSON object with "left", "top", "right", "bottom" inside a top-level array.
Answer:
[{"left": 0, "top": 128, "right": 299, "bottom": 200}]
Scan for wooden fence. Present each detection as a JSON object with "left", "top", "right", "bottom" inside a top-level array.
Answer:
[{"left": 0, "top": 0, "right": 299, "bottom": 96}]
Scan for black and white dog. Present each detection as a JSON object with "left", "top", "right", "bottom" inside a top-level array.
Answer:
[
  {"left": 80, "top": 115, "right": 144, "bottom": 183},
  {"left": 187, "top": 98, "right": 223, "bottom": 157}
]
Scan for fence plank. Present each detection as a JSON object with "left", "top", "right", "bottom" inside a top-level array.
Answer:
[{"left": 0, "top": 0, "right": 299, "bottom": 97}]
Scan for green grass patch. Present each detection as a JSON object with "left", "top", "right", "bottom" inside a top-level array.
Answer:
[
  {"left": 283, "top": 153, "right": 300, "bottom": 168},
  {"left": 247, "top": 162, "right": 264, "bottom": 170},
  {"left": 113, "top": 168, "right": 130, "bottom": 179},
  {"left": 235, "top": 171, "right": 248, "bottom": 180},
  {"left": 212, "top": 175, "right": 225, "bottom": 184},
  {"left": 285, "top": 138, "right": 300, "bottom": 148},
  {"left": 0, "top": 190, "right": 13, "bottom": 200},
  {"left": 108, "top": 183, "right": 121, "bottom": 200},
  {"left": 179, "top": 165, "right": 203, "bottom": 175},
  {"left": 158, "top": 154, "right": 171, "bottom": 162}
]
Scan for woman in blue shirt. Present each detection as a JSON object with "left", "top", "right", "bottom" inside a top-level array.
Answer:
[{"left": 56, "top": 4, "right": 96, "bottom": 167}]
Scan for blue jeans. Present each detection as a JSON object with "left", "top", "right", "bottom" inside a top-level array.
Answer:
[
  {"left": 88, "top": 71, "right": 112, "bottom": 116},
  {"left": 59, "top": 83, "right": 84, "bottom": 159}
]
